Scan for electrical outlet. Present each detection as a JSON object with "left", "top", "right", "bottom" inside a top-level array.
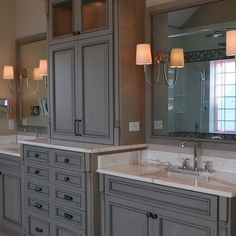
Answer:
[
  {"left": 8, "top": 119, "right": 15, "bottom": 130},
  {"left": 22, "top": 118, "right": 28, "bottom": 126},
  {"left": 154, "top": 120, "right": 163, "bottom": 130},
  {"left": 129, "top": 122, "right": 140, "bottom": 132}
]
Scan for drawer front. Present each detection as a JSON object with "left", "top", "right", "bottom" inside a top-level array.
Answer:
[
  {"left": 26, "top": 197, "right": 50, "bottom": 216},
  {"left": 0, "top": 154, "right": 20, "bottom": 170},
  {"left": 54, "top": 223, "right": 85, "bottom": 236},
  {"left": 53, "top": 169, "right": 85, "bottom": 190},
  {"left": 27, "top": 181, "right": 49, "bottom": 198},
  {"left": 54, "top": 206, "right": 86, "bottom": 230},
  {"left": 105, "top": 176, "right": 218, "bottom": 220},
  {"left": 25, "top": 146, "right": 49, "bottom": 164},
  {"left": 52, "top": 151, "right": 85, "bottom": 171},
  {"left": 27, "top": 215, "right": 50, "bottom": 236},
  {"left": 26, "top": 165, "right": 49, "bottom": 182},
  {"left": 53, "top": 187, "right": 85, "bottom": 211}
]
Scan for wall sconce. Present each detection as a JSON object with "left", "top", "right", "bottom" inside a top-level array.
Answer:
[
  {"left": 39, "top": 59, "right": 48, "bottom": 87},
  {"left": 136, "top": 44, "right": 185, "bottom": 87},
  {"left": 226, "top": 30, "right": 236, "bottom": 56}
]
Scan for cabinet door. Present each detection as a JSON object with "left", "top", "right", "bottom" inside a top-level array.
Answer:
[
  {"left": 0, "top": 171, "right": 22, "bottom": 228},
  {"left": 105, "top": 196, "right": 153, "bottom": 236},
  {"left": 153, "top": 208, "right": 217, "bottom": 236},
  {"left": 77, "top": 35, "right": 113, "bottom": 144},
  {"left": 50, "top": 42, "right": 78, "bottom": 140}
]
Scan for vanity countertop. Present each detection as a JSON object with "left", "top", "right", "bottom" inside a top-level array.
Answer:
[
  {"left": 19, "top": 138, "right": 147, "bottom": 154},
  {"left": 97, "top": 163, "right": 236, "bottom": 198},
  {"left": 0, "top": 144, "right": 21, "bottom": 157}
]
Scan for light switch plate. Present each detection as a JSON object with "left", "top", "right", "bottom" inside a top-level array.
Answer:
[
  {"left": 154, "top": 120, "right": 163, "bottom": 130},
  {"left": 22, "top": 118, "right": 28, "bottom": 126},
  {"left": 129, "top": 122, "right": 140, "bottom": 132},
  {"left": 8, "top": 119, "right": 15, "bottom": 130}
]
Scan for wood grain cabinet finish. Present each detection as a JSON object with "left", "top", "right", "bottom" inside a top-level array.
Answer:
[
  {"left": 103, "top": 175, "right": 236, "bottom": 236},
  {"left": 48, "top": 0, "right": 146, "bottom": 145},
  {"left": 0, "top": 154, "right": 22, "bottom": 234}
]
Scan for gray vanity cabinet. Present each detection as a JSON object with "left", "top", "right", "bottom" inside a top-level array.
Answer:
[
  {"left": 102, "top": 175, "right": 234, "bottom": 236},
  {"left": 50, "top": 35, "right": 113, "bottom": 144},
  {"left": 0, "top": 154, "right": 22, "bottom": 234}
]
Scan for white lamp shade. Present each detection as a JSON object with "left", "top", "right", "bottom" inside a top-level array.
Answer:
[
  {"left": 136, "top": 44, "right": 153, "bottom": 65},
  {"left": 33, "top": 67, "right": 43, "bottom": 81},
  {"left": 3, "top": 66, "right": 14, "bottom": 80},
  {"left": 226, "top": 30, "right": 236, "bottom": 56},
  {"left": 170, "top": 48, "right": 185, "bottom": 68},
  {"left": 39, "top": 60, "right": 48, "bottom": 76}
]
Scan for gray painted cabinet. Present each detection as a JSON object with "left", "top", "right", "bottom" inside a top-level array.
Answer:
[
  {"left": 50, "top": 36, "right": 113, "bottom": 144},
  {"left": 0, "top": 154, "right": 22, "bottom": 235},
  {"left": 103, "top": 175, "right": 236, "bottom": 236}
]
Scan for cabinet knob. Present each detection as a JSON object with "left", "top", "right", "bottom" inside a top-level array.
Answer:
[
  {"left": 34, "top": 153, "right": 39, "bottom": 158},
  {"left": 64, "top": 176, "right": 70, "bottom": 182},
  {"left": 34, "top": 187, "right": 42, "bottom": 192},
  {"left": 64, "top": 195, "right": 73, "bottom": 201},
  {"left": 64, "top": 213, "right": 73, "bottom": 219},
  {"left": 35, "top": 227, "right": 43, "bottom": 233},
  {"left": 34, "top": 203, "right": 42, "bottom": 209},
  {"left": 152, "top": 214, "right": 158, "bottom": 219},
  {"left": 0, "top": 172, "right": 2, "bottom": 175},
  {"left": 146, "top": 212, "right": 153, "bottom": 218},
  {"left": 34, "top": 170, "right": 40, "bottom": 175},
  {"left": 64, "top": 158, "right": 70, "bottom": 163}
]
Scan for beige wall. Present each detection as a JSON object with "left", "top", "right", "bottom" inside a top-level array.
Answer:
[
  {"left": 15, "top": 0, "right": 46, "bottom": 39},
  {"left": 0, "top": 0, "right": 16, "bottom": 134},
  {"left": 146, "top": 0, "right": 177, "bottom": 7}
]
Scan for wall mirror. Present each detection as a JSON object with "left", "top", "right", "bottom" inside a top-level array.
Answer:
[
  {"left": 16, "top": 34, "right": 48, "bottom": 130},
  {"left": 146, "top": 0, "right": 236, "bottom": 143}
]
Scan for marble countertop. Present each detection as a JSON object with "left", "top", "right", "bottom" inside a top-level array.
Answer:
[
  {"left": 97, "top": 163, "right": 236, "bottom": 198},
  {"left": 19, "top": 138, "right": 147, "bottom": 154},
  {"left": 0, "top": 144, "right": 21, "bottom": 157}
]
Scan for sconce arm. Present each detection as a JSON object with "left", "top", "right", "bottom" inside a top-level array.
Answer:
[
  {"left": 26, "top": 78, "right": 39, "bottom": 94},
  {"left": 163, "top": 64, "right": 178, "bottom": 88},
  {"left": 144, "top": 64, "right": 161, "bottom": 87},
  {"left": 7, "top": 78, "right": 23, "bottom": 94}
]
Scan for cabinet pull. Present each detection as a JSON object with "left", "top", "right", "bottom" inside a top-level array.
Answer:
[
  {"left": 35, "top": 227, "right": 43, "bottom": 233},
  {"left": 146, "top": 212, "right": 153, "bottom": 218},
  {"left": 152, "top": 214, "right": 158, "bottom": 219},
  {"left": 64, "top": 176, "right": 70, "bottom": 182},
  {"left": 34, "top": 203, "right": 43, "bottom": 209},
  {"left": 34, "top": 187, "right": 42, "bottom": 192},
  {"left": 34, "top": 153, "right": 39, "bottom": 158},
  {"left": 64, "top": 213, "right": 73, "bottom": 219},
  {"left": 64, "top": 158, "right": 70, "bottom": 163},
  {"left": 0, "top": 172, "right": 2, "bottom": 175},
  {"left": 64, "top": 195, "right": 73, "bottom": 201},
  {"left": 74, "top": 119, "right": 79, "bottom": 136},
  {"left": 78, "top": 119, "right": 82, "bottom": 136},
  {"left": 34, "top": 170, "right": 40, "bottom": 175}
]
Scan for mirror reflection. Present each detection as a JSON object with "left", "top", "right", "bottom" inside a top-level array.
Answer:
[
  {"left": 151, "top": 0, "right": 236, "bottom": 140},
  {"left": 18, "top": 36, "right": 48, "bottom": 128}
]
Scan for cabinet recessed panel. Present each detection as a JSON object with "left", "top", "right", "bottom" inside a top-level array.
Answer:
[
  {"left": 52, "top": 45, "right": 76, "bottom": 135},
  {"left": 78, "top": 35, "right": 113, "bottom": 142}
]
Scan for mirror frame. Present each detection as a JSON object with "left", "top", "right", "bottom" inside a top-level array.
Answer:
[
  {"left": 16, "top": 33, "right": 48, "bottom": 133},
  {"left": 144, "top": 0, "right": 236, "bottom": 145}
]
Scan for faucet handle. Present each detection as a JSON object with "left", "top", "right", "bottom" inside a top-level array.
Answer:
[
  {"left": 203, "top": 161, "right": 212, "bottom": 172},
  {"left": 182, "top": 158, "right": 190, "bottom": 169}
]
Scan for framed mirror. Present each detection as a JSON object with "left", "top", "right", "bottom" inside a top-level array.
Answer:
[
  {"left": 16, "top": 34, "right": 48, "bottom": 131},
  {"left": 146, "top": 0, "right": 236, "bottom": 143}
]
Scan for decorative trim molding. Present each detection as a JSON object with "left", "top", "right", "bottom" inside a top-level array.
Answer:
[{"left": 185, "top": 48, "right": 234, "bottom": 63}]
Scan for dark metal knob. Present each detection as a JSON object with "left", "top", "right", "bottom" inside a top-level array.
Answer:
[
  {"left": 34, "top": 154, "right": 39, "bottom": 158},
  {"left": 152, "top": 214, "right": 158, "bottom": 219},
  {"left": 34, "top": 203, "right": 42, "bottom": 209},
  {"left": 146, "top": 212, "right": 153, "bottom": 218},
  {"left": 64, "top": 158, "right": 70, "bottom": 163},
  {"left": 64, "top": 177, "right": 70, "bottom": 182},
  {"left": 34, "top": 187, "right": 42, "bottom": 192},
  {"left": 34, "top": 170, "right": 40, "bottom": 175},
  {"left": 64, "top": 213, "right": 73, "bottom": 219},
  {"left": 64, "top": 195, "right": 73, "bottom": 201}
]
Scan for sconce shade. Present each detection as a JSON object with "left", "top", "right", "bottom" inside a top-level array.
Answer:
[
  {"left": 3, "top": 66, "right": 14, "bottom": 80},
  {"left": 226, "top": 30, "right": 236, "bottom": 56},
  {"left": 136, "top": 44, "right": 153, "bottom": 65},
  {"left": 33, "top": 67, "right": 42, "bottom": 81},
  {"left": 170, "top": 48, "right": 184, "bottom": 68},
  {"left": 39, "top": 60, "right": 48, "bottom": 76}
]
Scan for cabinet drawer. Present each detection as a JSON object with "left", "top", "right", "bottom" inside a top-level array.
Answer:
[
  {"left": 52, "top": 151, "right": 85, "bottom": 171},
  {"left": 53, "top": 187, "right": 85, "bottom": 211},
  {"left": 54, "top": 205, "right": 86, "bottom": 230},
  {"left": 26, "top": 197, "right": 50, "bottom": 216},
  {"left": 26, "top": 165, "right": 49, "bottom": 182},
  {"left": 26, "top": 181, "right": 49, "bottom": 198},
  {"left": 105, "top": 176, "right": 218, "bottom": 220},
  {"left": 25, "top": 146, "right": 49, "bottom": 163},
  {"left": 54, "top": 223, "right": 85, "bottom": 236},
  {"left": 53, "top": 169, "right": 85, "bottom": 190},
  {"left": 0, "top": 154, "right": 20, "bottom": 170},
  {"left": 27, "top": 215, "right": 50, "bottom": 236}
]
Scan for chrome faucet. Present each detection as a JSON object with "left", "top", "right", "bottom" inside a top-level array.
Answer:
[{"left": 180, "top": 140, "right": 200, "bottom": 171}]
